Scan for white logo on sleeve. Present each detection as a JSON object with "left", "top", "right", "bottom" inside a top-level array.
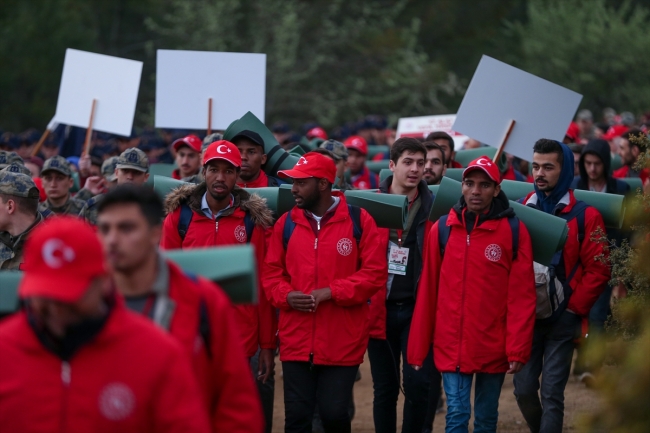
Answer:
[
  {"left": 337, "top": 238, "right": 353, "bottom": 256},
  {"left": 234, "top": 225, "right": 247, "bottom": 243},
  {"left": 42, "top": 239, "right": 75, "bottom": 268},
  {"left": 484, "top": 244, "right": 502, "bottom": 262},
  {"left": 99, "top": 383, "right": 135, "bottom": 421}
]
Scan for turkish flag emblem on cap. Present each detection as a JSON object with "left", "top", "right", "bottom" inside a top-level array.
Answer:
[{"left": 203, "top": 140, "right": 242, "bottom": 168}]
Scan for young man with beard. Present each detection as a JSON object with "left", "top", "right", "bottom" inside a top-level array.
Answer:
[
  {"left": 232, "top": 130, "right": 283, "bottom": 188},
  {"left": 408, "top": 158, "right": 536, "bottom": 433},
  {"left": 613, "top": 129, "right": 649, "bottom": 183},
  {"left": 96, "top": 185, "right": 263, "bottom": 432},
  {"left": 171, "top": 134, "right": 203, "bottom": 181},
  {"left": 422, "top": 141, "right": 447, "bottom": 185},
  {"left": 160, "top": 140, "right": 277, "bottom": 427},
  {"left": 0, "top": 217, "right": 211, "bottom": 433},
  {"left": 425, "top": 131, "right": 462, "bottom": 168},
  {"left": 514, "top": 140, "right": 610, "bottom": 433},
  {"left": 263, "top": 152, "right": 386, "bottom": 433},
  {"left": 368, "top": 137, "right": 441, "bottom": 433}
]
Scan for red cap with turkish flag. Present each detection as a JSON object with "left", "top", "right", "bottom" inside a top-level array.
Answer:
[
  {"left": 603, "top": 125, "right": 629, "bottom": 141},
  {"left": 278, "top": 151, "right": 337, "bottom": 184},
  {"left": 306, "top": 127, "right": 328, "bottom": 140},
  {"left": 463, "top": 157, "right": 502, "bottom": 185},
  {"left": 172, "top": 134, "right": 202, "bottom": 153},
  {"left": 19, "top": 216, "right": 107, "bottom": 303},
  {"left": 344, "top": 135, "right": 368, "bottom": 155},
  {"left": 203, "top": 140, "right": 242, "bottom": 168}
]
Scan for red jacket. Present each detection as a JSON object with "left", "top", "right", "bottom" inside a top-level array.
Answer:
[
  {"left": 263, "top": 193, "right": 387, "bottom": 366},
  {"left": 163, "top": 260, "right": 264, "bottom": 433},
  {"left": 351, "top": 166, "right": 380, "bottom": 190},
  {"left": 612, "top": 165, "right": 649, "bottom": 185},
  {"left": 0, "top": 299, "right": 210, "bottom": 433},
  {"left": 449, "top": 160, "right": 463, "bottom": 169},
  {"left": 408, "top": 203, "right": 537, "bottom": 373},
  {"left": 160, "top": 184, "right": 277, "bottom": 358},
  {"left": 524, "top": 190, "right": 611, "bottom": 316}
]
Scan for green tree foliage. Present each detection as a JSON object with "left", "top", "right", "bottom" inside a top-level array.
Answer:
[{"left": 503, "top": 0, "right": 650, "bottom": 115}]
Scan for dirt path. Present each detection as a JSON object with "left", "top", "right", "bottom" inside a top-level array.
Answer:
[{"left": 271, "top": 353, "right": 599, "bottom": 432}]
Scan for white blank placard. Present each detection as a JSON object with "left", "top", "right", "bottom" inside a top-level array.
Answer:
[
  {"left": 452, "top": 55, "right": 582, "bottom": 161},
  {"left": 155, "top": 50, "right": 266, "bottom": 130},
  {"left": 54, "top": 49, "right": 143, "bottom": 137},
  {"left": 396, "top": 114, "right": 468, "bottom": 150}
]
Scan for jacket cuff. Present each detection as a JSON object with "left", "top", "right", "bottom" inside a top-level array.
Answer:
[
  {"left": 507, "top": 354, "right": 528, "bottom": 364},
  {"left": 275, "top": 284, "right": 293, "bottom": 310}
]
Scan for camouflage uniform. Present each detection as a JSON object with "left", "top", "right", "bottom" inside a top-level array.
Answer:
[
  {"left": 38, "top": 156, "right": 87, "bottom": 217},
  {"left": 0, "top": 151, "right": 24, "bottom": 170},
  {"left": 83, "top": 149, "right": 149, "bottom": 225},
  {"left": 0, "top": 170, "right": 43, "bottom": 270},
  {"left": 75, "top": 156, "right": 119, "bottom": 202},
  {"left": 1, "top": 162, "right": 31, "bottom": 176},
  {"left": 320, "top": 139, "right": 354, "bottom": 191}
]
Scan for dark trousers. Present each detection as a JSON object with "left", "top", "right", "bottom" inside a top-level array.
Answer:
[
  {"left": 282, "top": 361, "right": 358, "bottom": 433},
  {"left": 250, "top": 348, "right": 275, "bottom": 433},
  {"left": 367, "top": 301, "right": 439, "bottom": 433},
  {"left": 513, "top": 311, "right": 581, "bottom": 433}
]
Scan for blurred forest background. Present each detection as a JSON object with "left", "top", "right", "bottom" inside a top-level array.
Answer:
[{"left": 2, "top": 0, "right": 650, "bottom": 131}]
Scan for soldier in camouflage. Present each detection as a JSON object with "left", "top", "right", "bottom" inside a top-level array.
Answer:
[
  {"left": 0, "top": 151, "right": 24, "bottom": 170},
  {"left": 76, "top": 156, "right": 120, "bottom": 201},
  {"left": 38, "top": 156, "right": 87, "bottom": 216},
  {"left": 0, "top": 169, "right": 44, "bottom": 269},
  {"left": 319, "top": 139, "right": 354, "bottom": 191},
  {"left": 2, "top": 162, "right": 32, "bottom": 176}
]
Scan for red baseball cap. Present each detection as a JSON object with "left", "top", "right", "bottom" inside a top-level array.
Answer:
[
  {"left": 306, "top": 127, "right": 328, "bottom": 140},
  {"left": 172, "top": 134, "right": 202, "bottom": 153},
  {"left": 19, "top": 217, "right": 107, "bottom": 303},
  {"left": 463, "top": 157, "right": 501, "bottom": 185},
  {"left": 203, "top": 140, "right": 242, "bottom": 168},
  {"left": 344, "top": 135, "right": 368, "bottom": 155},
  {"left": 278, "top": 152, "right": 337, "bottom": 184},
  {"left": 603, "top": 125, "right": 629, "bottom": 141}
]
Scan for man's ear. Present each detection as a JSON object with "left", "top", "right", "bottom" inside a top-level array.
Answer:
[
  {"left": 144, "top": 173, "right": 150, "bottom": 182},
  {"left": 632, "top": 145, "right": 641, "bottom": 159},
  {"left": 493, "top": 184, "right": 501, "bottom": 197},
  {"left": 261, "top": 154, "right": 267, "bottom": 165},
  {"left": 389, "top": 159, "right": 396, "bottom": 173},
  {"left": 67, "top": 177, "right": 74, "bottom": 190}
]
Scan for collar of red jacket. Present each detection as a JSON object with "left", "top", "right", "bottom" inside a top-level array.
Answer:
[{"left": 289, "top": 191, "right": 349, "bottom": 227}]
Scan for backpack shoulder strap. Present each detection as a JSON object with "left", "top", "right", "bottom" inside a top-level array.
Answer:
[
  {"left": 198, "top": 297, "right": 213, "bottom": 359},
  {"left": 347, "top": 204, "right": 363, "bottom": 245},
  {"left": 508, "top": 216, "right": 520, "bottom": 261},
  {"left": 282, "top": 212, "right": 296, "bottom": 250},
  {"left": 437, "top": 215, "right": 451, "bottom": 258},
  {"left": 559, "top": 200, "right": 589, "bottom": 243},
  {"left": 177, "top": 202, "right": 194, "bottom": 241},
  {"left": 244, "top": 212, "right": 255, "bottom": 243}
]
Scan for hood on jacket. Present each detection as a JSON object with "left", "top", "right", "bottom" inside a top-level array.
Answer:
[
  {"left": 453, "top": 189, "right": 514, "bottom": 225},
  {"left": 575, "top": 138, "right": 621, "bottom": 193},
  {"left": 534, "top": 141, "right": 575, "bottom": 214},
  {"left": 164, "top": 182, "right": 275, "bottom": 228}
]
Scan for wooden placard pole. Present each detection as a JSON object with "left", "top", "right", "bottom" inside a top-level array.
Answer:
[
  {"left": 31, "top": 128, "right": 51, "bottom": 157},
  {"left": 82, "top": 99, "right": 97, "bottom": 157},
  {"left": 492, "top": 119, "right": 515, "bottom": 163},
  {"left": 207, "top": 98, "right": 213, "bottom": 136}
]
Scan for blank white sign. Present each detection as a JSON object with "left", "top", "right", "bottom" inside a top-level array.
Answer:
[
  {"left": 452, "top": 55, "right": 582, "bottom": 161},
  {"left": 155, "top": 50, "right": 266, "bottom": 130},
  {"left": 396, "top": 114, "right": 468, "bottom": 150},
  {"left": 54, "top": 49, "right": 143, "bottom": 137}
]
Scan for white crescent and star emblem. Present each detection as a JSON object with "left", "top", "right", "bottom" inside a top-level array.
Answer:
[
  {"left": 216, "top": 144, "right": 231, "bottom": 154},
  {"left": 476, "top": 158, "right": 492, "bottom": 167},
  {"left": 296, "top": 157, "right": 308, "bottom": 166},
  {"left": 42, "top": 239, "right": 75, "bottom": 269}
]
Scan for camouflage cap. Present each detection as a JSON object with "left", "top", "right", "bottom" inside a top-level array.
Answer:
[
  {"left": 0, "top": 151, "right": 24, "bottom": 169},
  {"left": 42, "top": 155, "right": 72, "bottom": 177},
  {"left": 101, "top": 156, "right": 119, "bottom": 182},
  {"left": 0, "top": 170, "right": 39, "bottom": 199},
  {"left": 320, "top": 139, "right": 348, "bottom": 161},
  {"left": 116, "top": 148, "right": 149, "bottom": 173},
  {"left": 1, "top": 162, "right": 32, "bottom": 176},
  {"left": 202, "top": 133, "right": 224, "bottom": 152}
]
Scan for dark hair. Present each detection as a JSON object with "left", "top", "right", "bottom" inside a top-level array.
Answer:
[
  {"left": 423, "top": 141, "right": 447, "bottom": 166},
  {"left": 533, "top": 139, "right": 563, "bottom": 165},
  {"left": 621, "top": 129, "right": 644, "bottom": 149},
  {"left": 97, "top": 184, "right": 164, "bottom": 226},
  {"left": 425, "top": 131, "right": 455, "bottom": 153},
  {"left": 90, "top": 156, "right": 103, "bottom": 167},
  {"left": 390, "top": 137, "right": 427, "bottom": 163},
  {"left": 0, "top": 193, "right": 38, "bottom": 216}
]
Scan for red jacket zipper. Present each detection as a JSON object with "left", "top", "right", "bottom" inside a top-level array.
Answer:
[
  {"left": 60, "top": 361, "right": 71, "bottom": 433},
  {"left": 310, "top": 220, "right": 320, "bottom": 368}
]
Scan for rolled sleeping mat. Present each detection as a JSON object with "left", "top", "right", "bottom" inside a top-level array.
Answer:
[
  {"left": 619, "top": 177, "right": 643, "bottom": 192},
  {"left": 150, "top": 163, "right": 177, "bottom": 178},
  {"left": 499, "top": 180, "right": 626, "bottom": 229},
  {"left": 164, "top": 245, "right": 257, "bottom": 304},
  {"left": 366, "top": 160, "right": 390, "bottom": 174},
  {"left": 344, "top": 189, "right": 408, "bottom": 230},
  {"left": 367, "top": 145, "right": 390, "bottom": 160},
  {"left": 453, "top": 147, "right": 508, "bottom": 171},
  {"left": 246, "top": 186, "right": 295, "bottom": 217},
  {"left": 428, "top": 177, "right": 568, "bottom": 266},
  {"left": 428, "top": 185, "right": 439, "bottom": 196},
  {"left": 610, "top": 154, "right": 623, "bottom": 172},
  {"left": 288, "top": 145, "right": 306, "bottom": 156},
  {"left": 380, "top": 169, "right": 392, "bottom": 183},
  {"left": 0, "top": 271, "right": 21, "bottom": 314},
  {"left": 152, "top": 175, "right": 189, "bottom": 200},
  {"left": 223, "top": 111, "right": 300, "bottom": 177},
  {"left": 443, "top": 168, "right": 464, "bottom": 182},
  {"left": 278, "top": 184, "right": 297, "bottom": 216}
]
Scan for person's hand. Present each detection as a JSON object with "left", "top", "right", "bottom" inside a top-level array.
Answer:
[
  {"left": 311, "top": 288, "right": 331, "bottom": 310},
  {"left": 83, "top": 176, "right": 106, "bottom": 196},
  {"left": 287, "top": 291, "right": 315, "bottom": 312},
  {"left": 257, "top": 348, "right": 275, "bottom": 384},
  {"left": 78, "top": 154, "right": 92, "bottom": 178},
  {"left": 507, "top": 361, "right": 524, "bottom": 374}
]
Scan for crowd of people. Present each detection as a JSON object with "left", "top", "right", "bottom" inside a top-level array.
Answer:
[{"left": 0, "top": 107, "right": 648, "bottom": 433}]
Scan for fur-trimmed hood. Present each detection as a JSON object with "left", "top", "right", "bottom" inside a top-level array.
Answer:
[{"left": 164, "top": 182, "right": 275, "bottom": 228}]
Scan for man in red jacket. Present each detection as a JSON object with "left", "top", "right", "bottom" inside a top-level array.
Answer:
[
  {"left": 345, "top": 135, "right": 380, "bottom": 189},
  {"left": 171, "top": 134, "right": 202, "bottom": 181},
  {"left": 613, "top": 129, "right": 649, "bottom": 183},
  {"left": 96, "top": 185, "right": 264, "bottom": 433},
  {"left": 0, "top": 216, "right": 211, "bottom": 433},
  {"left": 264, "top": 152, "right": 387, "bottom": 433},
  {"left": 159, "top": 140, "right": 277, "bottom": 425},
  {"left": 233, "top": 129, "right": 284, "bottom": 188},
  {"left": 408, "top": 157, "right": 536, "bottom": 433},
  {"left": 514, "top": 140, "right": 610, "bottom": 433}
]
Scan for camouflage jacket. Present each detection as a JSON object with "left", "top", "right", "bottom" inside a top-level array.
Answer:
[
  {"left": 74, "top": 187, "right": 95, "bottom": 202},
  {"left": 38, "top": 195, "right": 87, "bottom": 217},
  {"left": 0, "top": 212, "right": 44, "bottom": 270},
  {"left": 82, "top": 193, "right": 104, "bottom": 226}
]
